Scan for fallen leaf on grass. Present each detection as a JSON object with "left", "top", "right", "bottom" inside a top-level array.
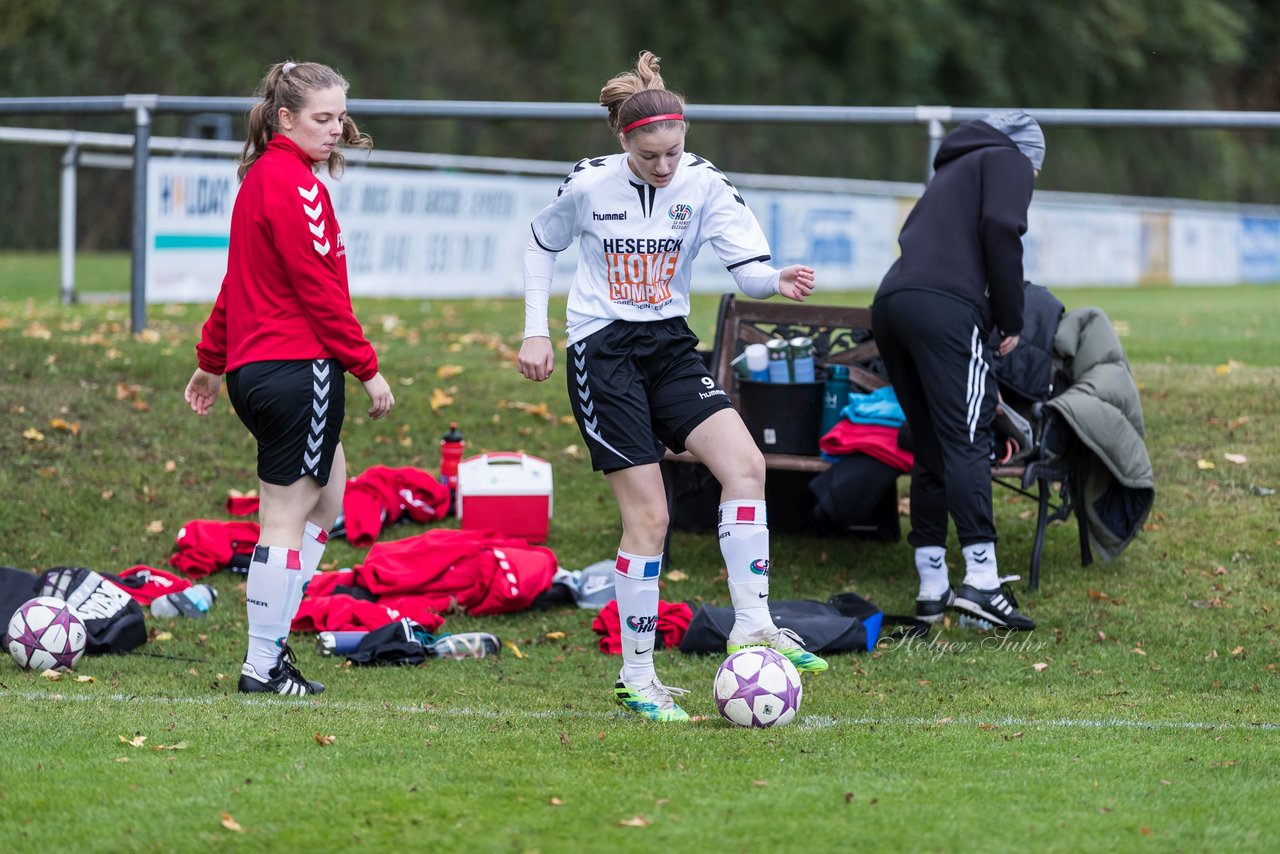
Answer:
[
  {"left": 503, "top": 641, "right": 525, "bottom": 659},
  {"left": 619, "top": 815, "right": 651, "bottom": 828},
  {"left": 146, "top": 520, "right": 165, "bottom": 534},
  {"left": 23, "top": 427, "right": 45, "bottom": 442},
  {"left": 119, "top": 734, "right": 148, "bottom": 748},
  {"left": 548, "top": 797, "right": 564, "bottom": 806},
  {"left": 436, "top": 364, "right": 465, "bottom": 379},
  {"left": 666, "top": 570, "right": 688, "bottom": 582},
  {"left": 1223, "top": 453, "right": 1247, "bottom": 465},
  {"left": 155, "top": 631, "right": 172, "bottom": 641},
  {"left": 314, "top": 733, "right": 336, "bottom": 746},
  {"left": 115, "top": 756, "right": 130, "bottom": 763},
  {"left": 429, "top": 388, "right": 454, "bottom": 411},
  {"left": 152, "top": 742, "right": 188, "bottom": 751},
  {"left": 1206, "top": 649, "right": 1219, "bottom": 660},
  {"left": 559, "top": 732, "right": 570, "bottom": 746},
  {"left": 545, "top": 631, "right": 566, "bottom": 640},
  {"left": 1131, "top": 647, "right": 1147, "bottom": 656},
  {"left": 1032, "top": 662, "right": 1049, "bottom": 672},
  {"left": 511, "top": 400, "right": 552, "bottom": 420},
  {"left": 76, "top": 674, "right": 95, "bottom": 683},
  {"left": 752, "top": 780, "right": 768, "bottom": 787},
  {"left": 49, "top": 418, "right": 79, "bottom": 435},
  {"left": 1140, "top": 827, "right": 1153, "bottom": 836},
  {"left": 41, "top": 669, "right": 62, "bottom": 681},
  {"left": 688, "top": 715, "right": 709, "bottom": 722},
  {"left": 1231, "top": 647, "right": 1246, "bottom": 657},
  {"left": 221, "top": 813, "right": 243, "bottom": 832},
  {"left": 1196, "top": 459, "right": 1215, "bottom": 470},
  {"left": 1217, "top": 359, "right": 1245, "bottom": 375}
]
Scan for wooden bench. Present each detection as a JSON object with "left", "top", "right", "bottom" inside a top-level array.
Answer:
[{"left": 664, "top": 293, "right": 1075, "bottom": 591}]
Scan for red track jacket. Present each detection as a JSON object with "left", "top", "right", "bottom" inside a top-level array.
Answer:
[{"left": 196, "top": 136, "right": 378, "bottom": 381}]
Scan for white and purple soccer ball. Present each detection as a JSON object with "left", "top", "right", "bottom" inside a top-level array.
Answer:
[
  {"left": 714, "top": 647, "right": 803, "bottom": 728},
  {"left": 5, "top": 596, "right": 87, "bottom": 672}
]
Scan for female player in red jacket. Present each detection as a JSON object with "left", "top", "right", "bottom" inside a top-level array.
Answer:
[{"left": 185, "top": 60, "right": 394, "bottom": 696}]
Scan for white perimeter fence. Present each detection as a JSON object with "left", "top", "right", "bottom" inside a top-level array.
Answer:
[{"left": 2, "top": 97, "right": 1280, "bottom": 330}]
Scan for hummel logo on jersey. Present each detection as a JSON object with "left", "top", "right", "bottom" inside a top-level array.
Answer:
[
  {"left": 593, "top": 211, "right": 627, "bottom": 221},
  {"left": 299, "top": 183, "right": 329, "bottom": 255}
]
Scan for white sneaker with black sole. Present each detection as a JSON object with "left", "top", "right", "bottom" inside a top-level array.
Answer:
[
  {"left": 952, "top": 578, "right": 1035, "bottom": 631},
  {"left": 238, "top": 644, "right": 325, "bottom": 696}
]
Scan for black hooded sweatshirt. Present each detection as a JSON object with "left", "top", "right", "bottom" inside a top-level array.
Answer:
[{"left": 875, "top": 120, "right": 1035, "bottom": 336}]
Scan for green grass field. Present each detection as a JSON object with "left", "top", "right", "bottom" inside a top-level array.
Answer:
[{"left": 1, "top": 252, "right": 1278, "bottom": 851}]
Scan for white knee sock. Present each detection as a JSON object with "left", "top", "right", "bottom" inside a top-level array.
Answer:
[
  {"left": 719, "top": 500, "right": 772, "bottom": 635},
  {"left": 245, "top": 544, "right": 305, "bottom": 676},
  {"left": 961, "top": 541, "right": 999, "bottom": 590},
  {"left": 299, "top": 521, "right": 328, "bottom": 589},
  {"left": 915, "top": 546, "right": 950, "bottom": 599},
  {"left": 614, "top": 550, "right": 661, "bottom": 684}
]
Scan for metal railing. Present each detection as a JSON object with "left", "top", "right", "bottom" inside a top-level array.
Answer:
[{"left": 4, "top": 95, "right": 1280, "bottom": 330}]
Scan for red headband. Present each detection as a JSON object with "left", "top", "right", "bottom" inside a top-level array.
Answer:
[{"left": 621, "top": 113, "right": 685, "bottom": 134}]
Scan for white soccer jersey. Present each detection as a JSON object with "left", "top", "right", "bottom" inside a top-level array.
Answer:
[{"left": 531, "top": 152, "right": 773, "bottom": 344}]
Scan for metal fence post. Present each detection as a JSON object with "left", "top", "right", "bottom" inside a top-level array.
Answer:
[
  {"left": 916, "top": 107, "right": 953, "bottom": 184},
  {"left": 124, "top": 95, "right": 157, "bottom": 333},
  {"left": 59, "top": 141, "right": 78, "bottom": 305}
]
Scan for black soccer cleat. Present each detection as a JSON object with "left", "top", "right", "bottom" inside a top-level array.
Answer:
[
  {"left": 238, "top": 644, "right": 325, "bottom": 696},
  {"left": 915, "top": 586, "right": 955, "bottom": 624},
  {"left": 952, "top": 582, "right": 1036, "bottom": 631}
]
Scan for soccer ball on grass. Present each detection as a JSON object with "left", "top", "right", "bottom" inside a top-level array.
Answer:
[
  {"left": 713, "top": 647, "right": 802, "bottom": 728},
  {"left": 5, "top": 596, "right": 87, "bottom": 672}
]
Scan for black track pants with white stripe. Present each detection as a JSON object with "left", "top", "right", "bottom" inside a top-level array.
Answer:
[{"left": 872, "top": 288, "right": 997, "bottom": 548}]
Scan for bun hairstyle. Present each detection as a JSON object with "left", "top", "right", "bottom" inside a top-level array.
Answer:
[
  {"left": 599, "top": 51, "right": 687, "bottom": 137},
  {"left": 239, "top": 60, "right": 372, "bottom": 181}
]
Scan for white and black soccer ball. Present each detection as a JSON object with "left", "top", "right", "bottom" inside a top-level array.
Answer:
[
  {"left": 5, "top": 596, "right": 87, "bottom": 672},
  {"left": 713, "top": 647, "right": 803, "bottom": 728}
]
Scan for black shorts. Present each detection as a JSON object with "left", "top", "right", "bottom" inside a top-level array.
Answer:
[
  {"left": 226, "top": 358, "right": 345, "bottom": 486},
  {"left": 567, "top": 318, "right": 733, "bottom": 473}
]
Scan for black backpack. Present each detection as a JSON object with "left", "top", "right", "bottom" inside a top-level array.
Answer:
[
  {"left": 678, "top": 592, "right": 928, "bottom": 656},
  {"left": 39, "top": 566, "right": 148, "bottom": 655}
]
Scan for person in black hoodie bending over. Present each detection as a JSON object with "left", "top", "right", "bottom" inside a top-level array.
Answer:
[{"left": 872, "top": 110, "right": 1044, "bottom": 631}]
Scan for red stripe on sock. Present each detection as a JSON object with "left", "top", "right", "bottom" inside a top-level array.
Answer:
[
  {"left": 286, "top": 549, "right": 302, "bottom": 570},
  {"left": 736, "top": 506, "right": 756, "bottom": 523}
]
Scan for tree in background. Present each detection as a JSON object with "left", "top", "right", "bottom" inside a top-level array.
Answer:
[{"left": 0, "top": 0, "right": 1276, "bottom": 249}]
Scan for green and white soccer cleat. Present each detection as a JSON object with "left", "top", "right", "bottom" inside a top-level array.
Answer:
[
  {"left": 727, "top": 625, "right": 829, "bottom": 673},
  {"left": 613, "top": 675, "right": 691, "bottom": 722}
]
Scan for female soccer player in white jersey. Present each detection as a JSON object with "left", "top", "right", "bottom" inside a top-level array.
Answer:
[{"left": 517, "top": 51, "right": 827, "bottom": 722}]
